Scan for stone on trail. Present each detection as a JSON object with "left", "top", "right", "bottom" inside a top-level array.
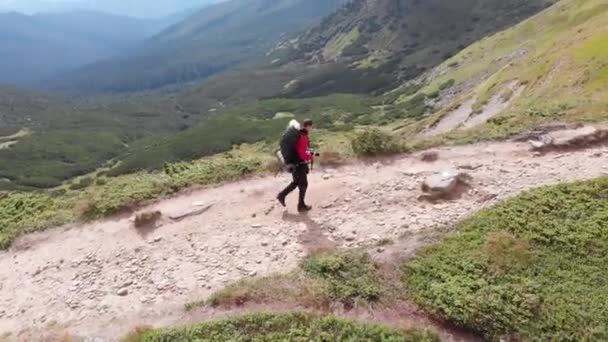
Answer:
[
  {"left": 116, "top": 288, "right": 128, "bottom": 296},
  {"left": 168, "top": 203, "right": 213, "bottom": 221},
  {"left": 420, "top": 151, "right": 439, "bottom": 162},
  {"left": 420, "top": 170, "right": 472, "bottom": 201}
]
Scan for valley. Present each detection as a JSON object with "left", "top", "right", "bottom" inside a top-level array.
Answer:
[{"left": 1, "top": 0, "right": 608, "bottom": 340}]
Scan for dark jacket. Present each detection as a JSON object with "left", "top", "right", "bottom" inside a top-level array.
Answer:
[{"left": 280, "top": 120, "right": 311, "bottom": 165}]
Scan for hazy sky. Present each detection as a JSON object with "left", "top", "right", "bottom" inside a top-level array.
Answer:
[{"left": 0, "top": 0, "right": 224, "bottom": 18}]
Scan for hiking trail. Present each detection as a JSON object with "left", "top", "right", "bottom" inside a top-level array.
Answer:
[{"left": 2, "top": 133, "right": 608, "bottom": 341}]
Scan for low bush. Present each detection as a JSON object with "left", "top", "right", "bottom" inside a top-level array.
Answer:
[
  {"left": 69, "top": 177, "right": 94, "bottom": 191},
  {"left": 351, "top": 129, "right": 402, "bottom": 156}
]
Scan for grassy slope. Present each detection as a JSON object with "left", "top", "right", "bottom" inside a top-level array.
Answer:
[
  {"left": 126, "top": 312, "right": 438, "bottom": 342},
  {"left": 405, "top": 177, "right": 608, "bottom": 341},
  {"left": 398, "top": 0, "right": 608, "bottom": 144}
]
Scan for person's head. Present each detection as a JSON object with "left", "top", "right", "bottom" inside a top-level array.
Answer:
[{"left": 302, "top": 119, "right": 314, "bottom": 132}]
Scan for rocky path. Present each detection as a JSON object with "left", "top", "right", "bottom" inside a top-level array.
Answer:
[{"left": 2, "top": 137, "right": 608, "bottom": 341}]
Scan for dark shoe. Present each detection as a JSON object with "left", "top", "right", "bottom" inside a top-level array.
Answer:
[
  {"left": 298, "top": 204, "right": 312, "bottom": 213},
  {"left": 277, "top": 194, "right": 286, "bottom": 207}
]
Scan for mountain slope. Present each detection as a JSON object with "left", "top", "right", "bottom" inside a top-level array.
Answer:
[
  {"left": 49, "top": 0, "right": 348, "bottom": 94},
  {"left": 395, "top": 0, "right": 608, "bottom": 142},
  {"left": 269, "top": 0, "right": 556, "bottom": 97},
  {"left": 0, "top": 11, "right": 174, "bottom": 85}
]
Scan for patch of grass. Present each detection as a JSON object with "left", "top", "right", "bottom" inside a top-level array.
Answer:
[
  {"left": 302, "top": 252, "right": 383, "bottom": 306},
  {"left": 204, "top": 271, "right": 325, "bottom": 310},
  {"left": 122, "top": 326, "right": 154, "bottom": 342},
  {"left": 405, "top": 177, "right": 608, "bottom": 341},
  {"left": 203, "top": 251, "right": 386, "bottom": 311},
  {"left": 126, "top": 312, "right": 439, "bottom": 342}
]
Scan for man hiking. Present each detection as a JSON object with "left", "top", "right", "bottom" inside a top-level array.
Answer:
[{"left": 277, "top": 119, "right": 314, "bottom": 212}]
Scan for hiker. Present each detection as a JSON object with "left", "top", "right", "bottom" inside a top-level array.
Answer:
[{"left": 277, "top": 119, "right": 314, "bottom": 212}]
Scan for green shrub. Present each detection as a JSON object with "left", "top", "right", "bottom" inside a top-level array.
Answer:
[
  {"left": 351, "top": 129, "right": 402, "bottom": 156},
  {"left": 127, "top": 312, "right": 439, "bottom": 342},
  {"left": 405, "top": 177, "right": 608, "bottom": 341},
  {"left": 438, "top": 79, "right": 456, "bottom": 91},
  {"left": 95, "top": 177, "right": 108, "bottom": 186},
  {"left": 69, "top": 177, "right": 94, "bottom": 190},
  {"left": 393, "top": 93, "right": 429, "bottom": 119},
  {"left": 427, "top": 90, "right": 440, "bottom": 99}
]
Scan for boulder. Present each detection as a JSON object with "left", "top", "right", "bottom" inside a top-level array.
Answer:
[{"left": 420, "top": 171, "right": 471, "bottom": 201}]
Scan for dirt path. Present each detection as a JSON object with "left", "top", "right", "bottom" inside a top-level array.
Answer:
[{"left": 2, "top": 139, "right": 608, "bottom": 341}]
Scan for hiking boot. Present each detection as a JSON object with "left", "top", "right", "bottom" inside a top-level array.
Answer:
[
  {"left": 298, "top": 204, "right": 312, "bottom": 213},
  {"left": 277, "top": 194, "right": 286, "bottom": 207}
]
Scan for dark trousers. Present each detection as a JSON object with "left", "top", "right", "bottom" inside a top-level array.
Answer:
[{"left": 279, "top": 163, "right": 309, "bottom": 206}]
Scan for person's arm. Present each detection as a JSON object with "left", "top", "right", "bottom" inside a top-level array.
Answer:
[{"left": 296, "top": 135, "right": 312, "bottom": 161}]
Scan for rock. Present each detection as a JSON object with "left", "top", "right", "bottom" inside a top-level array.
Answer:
[
  {"left": 249, "top": 271, "right": 257, "bottom": 277},
  {"left": 153, "top": 236, "right": 163, "bottom": 243},
  {"left": 458, "top": 163, "right": 482, "bottom": 170},
  {"left": 421, "top": 171, "right": 471, "bottom": 200},
  {"left": 251, "top": 223, "right": 263, "bottom": 228},
  {"left": 529, "top": 126, "right": 607, "bottom": 151},
  {"left": 420, "top": 151, "right": 439, "bottom": 162},
  {"left": 169, "top": 204, "right": 213, "bottom": 221},
  {"left": 528, "top": 139, "right": 549, "bottom": 149},
  {"left": 323, "top": 174, "right": 331, "bottom": 180},
  {"left": 117, "top": 288, "right": 129, "bottom": 296},
  {"left": 121, "top": 280, "right": 133, "bottom": 288},
  {"left": 261, "top": 241, "right": 269, "bottom": 247}
]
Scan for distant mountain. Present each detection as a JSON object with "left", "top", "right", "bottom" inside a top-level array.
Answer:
[
  {"left": 0, "top": 11, "right": 178, "bottom": 85},
  {"left": 48, "top": 0, "right": 348, "bottom": 94},
  {"left": 0, "top": 0, "right": 221, "bottom": 18}
]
